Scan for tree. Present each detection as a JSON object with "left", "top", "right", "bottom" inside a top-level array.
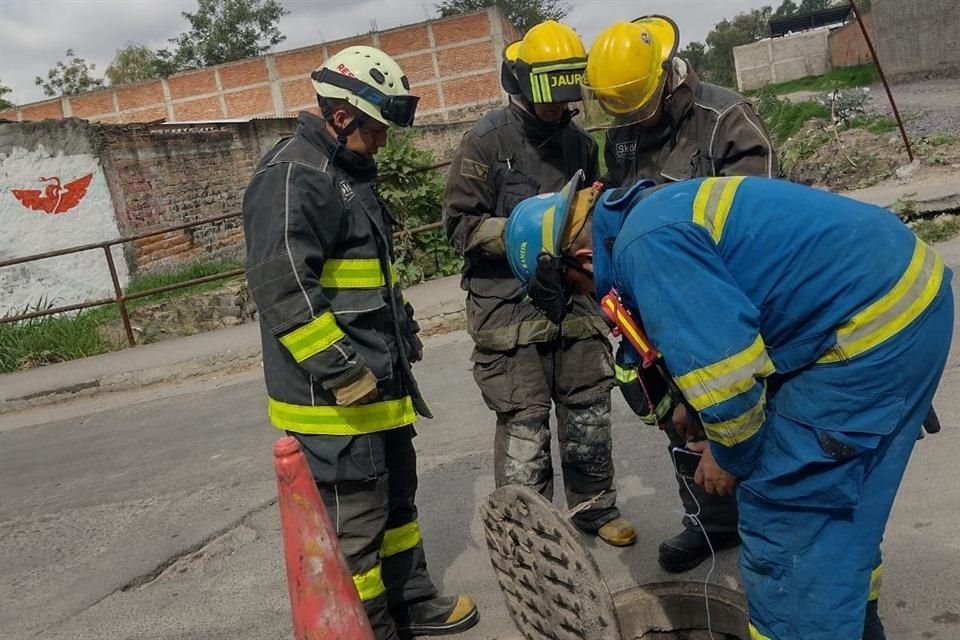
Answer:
[
  {"left": 773, "top": 0, "right": 800, "bottom": 18},
  {"left": 798, "top": 0, "right": 833, "bottom": 12},
  {"left": 678, "top": 41, "right": 708, "bottom": 74},
  {"left": 702, "top": 6, "right": 773, "bottom": 87},
  {"left": 106, "top": 44, "right": 163, "bottom": 86},
  {"left": 0, "top": 79, "right": 13, "bottom": 109},
  {"left": 436, "top": 0, "right": 570, "bottom": 34},
  {"left": 162, "top": 0, "right": 288, "bottom": 72},
  {"left": 34, "top": 49, "right": 105, "bottom": 97}
]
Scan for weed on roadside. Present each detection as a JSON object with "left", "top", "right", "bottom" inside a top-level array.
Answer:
[{"left": 911, "top": 215, "right": 960, "bottom": 244}]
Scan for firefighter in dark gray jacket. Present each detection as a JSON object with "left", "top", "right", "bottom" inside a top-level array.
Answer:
[
  {"left": 242, "top": 46, "right": 477, "bottom": 640},
  {"left": 443, "top": 21, "right": 637, "bottom": 547}
]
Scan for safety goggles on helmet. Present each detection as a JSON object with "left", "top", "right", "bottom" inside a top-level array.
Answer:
[
  {"left": 581, "top": 15, "right": 679, "bottom": 129},
  {"left": 581, "top": 71, "right": 668, "bottom": 127},
  {"left": 311, "top": 68, "right": 420, "bottom": 127}
]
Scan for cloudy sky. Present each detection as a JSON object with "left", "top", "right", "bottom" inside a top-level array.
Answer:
[{"left": 0, "top": 0, "right": 772, "bottom": 106}]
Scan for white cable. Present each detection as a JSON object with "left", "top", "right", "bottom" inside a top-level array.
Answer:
[{"left": 675, "top": 458, "right": 718, "bottom": 640}]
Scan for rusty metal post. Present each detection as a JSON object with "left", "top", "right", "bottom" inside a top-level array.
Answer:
[
  {"left": 102, "top": 246, "right": 136, "bottom": 347},
  {"left": 849, "top": 0, "right": 914, "bottom": 161}
]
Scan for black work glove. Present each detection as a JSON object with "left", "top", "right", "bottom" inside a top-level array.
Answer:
[{"left": 526, "top": 252, "right": 573, "bottom": 324}]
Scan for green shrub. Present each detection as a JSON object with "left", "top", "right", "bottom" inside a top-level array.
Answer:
[{"left": 378, "top": 131, "right": 462, "bottom": 286}]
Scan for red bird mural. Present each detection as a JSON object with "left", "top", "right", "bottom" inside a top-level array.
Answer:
[{"left": 11, "top": 173, "right": 94, "bottom": 214}]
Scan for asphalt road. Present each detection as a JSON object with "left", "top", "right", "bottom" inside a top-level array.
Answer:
[{"left": 2, "top": 322, "right": 960, "bottom": 639}]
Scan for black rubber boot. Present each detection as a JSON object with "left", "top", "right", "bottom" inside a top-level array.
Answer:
[
  {"left": 392, "top": 594, "right": 479, "bottom": 638},
  {"left": 862, "top": 599, "right": 886, "bottom": 640},
  {"left": 658, "top": 528, "right": 741, "bottom": 573}
]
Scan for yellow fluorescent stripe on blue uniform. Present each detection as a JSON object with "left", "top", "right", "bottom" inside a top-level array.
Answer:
[
  {"left": 380, "top": 520, "right": 422, "bottom": 558},
  {"left": 541, "top": 204, "right": 557, "bottom": 254},
  {"left": 702, "top": 390, "right": 766, "bottom": 447},
  {"left": 869, "top": 563, "right": 884, "bottom": 601},
  {"left": 674, "top": 335, "right": 775, "bottom": 410},
  {"left": 749, "top": 623, "right": 774, "bottom": 640},
  {"left": 353, "top": 564, "right": 386, "bottom": 601},
  {"left": 267, "top": 396, "right": 416, "bottom": 434},
  {"left": 692, "top": 176, "right": 746, "bottom": 243},
  {"left": 821, "top": 237, "right": 944, "bottom": 362},
  {"left": 320, "top": 258, "right": 386, "bottom": 289},
  {"left": 279, "top": 311, "right": 345, "bottom": 362}
]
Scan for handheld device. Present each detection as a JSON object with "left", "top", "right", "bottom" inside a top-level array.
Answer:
[{"left": 671, "top": 446, "right": 703, "bottom": 480}]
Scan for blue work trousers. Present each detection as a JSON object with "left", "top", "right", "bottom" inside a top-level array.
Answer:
[{"left": 737, "top": 284, "right": 953, "bottom": 639}]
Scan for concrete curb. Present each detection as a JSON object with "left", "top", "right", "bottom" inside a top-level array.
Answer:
[{"left": 0, "top": 345, "right": 263, "bottom": 415}]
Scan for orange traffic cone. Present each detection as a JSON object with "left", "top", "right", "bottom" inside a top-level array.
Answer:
[{"left": 273, "top": 436, "right": 375, "bottom": 640}]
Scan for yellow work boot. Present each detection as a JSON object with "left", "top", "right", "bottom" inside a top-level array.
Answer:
[
  {"left": 597, "top": 517, "right": 637, "bottom": 547},
  {"left": 392, "top": 594, "right": 479, "bottom": 637}
]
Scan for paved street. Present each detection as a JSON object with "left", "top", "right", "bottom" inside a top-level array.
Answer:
[
  {"left": 3, "top": 317, "right": 960, "bottom": 639},
  {"left": 4, "top": 239, "right": 960, "bottom": 640}
]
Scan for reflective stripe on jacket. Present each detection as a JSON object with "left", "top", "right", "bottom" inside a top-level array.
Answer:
[{"left": 243, "top": 112, "right": 429, "bottom": 435}]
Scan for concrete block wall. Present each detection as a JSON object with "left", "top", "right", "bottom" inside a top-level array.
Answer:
[
  {"left": 0, "top": 8, "right": 516, "bottom": 126},
  {"left": 0, "top": 119, "right": 129, "bottom": 316},
  {"left": 872, "top": 0, "right": 960, "bottom": 77},
  {"left": 734, "top": 28, "right": 832, "bottom": 91}
]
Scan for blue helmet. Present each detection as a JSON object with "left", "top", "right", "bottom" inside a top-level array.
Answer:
[{"left": 505, "top": 171, "right": 585, "bottom": 284}]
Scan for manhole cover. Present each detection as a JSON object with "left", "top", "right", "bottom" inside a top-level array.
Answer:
[
  {"left": 481, "top": 485, "right": 623, "bottom": 640},
  {"left": 482, "top": 486, "right": 750, "bottom": 640}
]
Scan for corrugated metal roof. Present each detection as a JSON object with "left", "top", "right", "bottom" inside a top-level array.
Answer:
[{"left": 770, "top": 5, "right": 852, "bottom": 37}]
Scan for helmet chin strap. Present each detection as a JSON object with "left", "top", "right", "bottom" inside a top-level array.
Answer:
[{"left": 318, "top": 97, "right": 369, "bottom": 146}]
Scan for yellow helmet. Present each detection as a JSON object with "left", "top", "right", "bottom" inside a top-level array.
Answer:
[
  {"left": 501, "top": 20, "right": 587, "bottom": 104},
  {"left": 582, "top": 15, "right": 679, "bottom": 125}
]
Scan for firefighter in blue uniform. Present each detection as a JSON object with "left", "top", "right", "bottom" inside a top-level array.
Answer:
[{"left": 502, "top": 174, "right": 953, "bottom": 640}]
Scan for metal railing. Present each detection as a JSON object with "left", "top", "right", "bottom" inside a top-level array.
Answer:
[
  {"left": 0, "top": 200, "right": 449, "bottom": 348},
  {"left": 0, "top": 124, "right": 609, "bottom": 348}
]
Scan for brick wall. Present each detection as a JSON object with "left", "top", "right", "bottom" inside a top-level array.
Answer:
[
  {"left": 0, "top": 7, "right": 513, "bottom": 127},
  {"left": 94, "top": 119, "right": 294, "bottom": 274},
  {"left": 829, "top": 14, "right": 874, "bottom": 68}
]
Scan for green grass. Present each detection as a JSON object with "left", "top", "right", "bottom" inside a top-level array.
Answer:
[
  {"left": 0, "top": 305, "right": 112, "bottom": 373},
  {"left": 0, "top": 259, "right": 244, "bottom": 373},
  {"left": 758, "top": 95, "right": 831, "bottom": 146},
  {"left": 124, "top": 259, "right": 243, "bottom": 308},
  {"left": 750, "top": 64, "right": 878, "bottom": 96},
  {"left": 912, "top": 217, "right": 960, "bottom": 244}
]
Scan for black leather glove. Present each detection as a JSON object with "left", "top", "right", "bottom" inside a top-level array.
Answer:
[{"left": 526, "top": 252, "right": 573, "bottom": 324}]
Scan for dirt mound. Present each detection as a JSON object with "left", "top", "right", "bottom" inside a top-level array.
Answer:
[{"left": 784, "top": 121, "right": 960, "bottom": 192}]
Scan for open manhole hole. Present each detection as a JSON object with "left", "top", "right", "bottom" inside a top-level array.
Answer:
[{"left": 482, "top": 486, "right": 749, "bottom": 640}]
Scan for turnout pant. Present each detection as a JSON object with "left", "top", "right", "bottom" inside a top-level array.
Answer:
[
  {"left": 472, "top": 335, "right": 619, "bottom": 531},
  {"left": 738, "top": 285, "right": 953, "bottom": 639},
  {"left": 294, "top": 426, "right": 437, "bottom": 640}
]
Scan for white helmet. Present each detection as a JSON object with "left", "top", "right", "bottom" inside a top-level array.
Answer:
[{"left": 311, "top": 46, "right": 419, "bottom": 128}]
